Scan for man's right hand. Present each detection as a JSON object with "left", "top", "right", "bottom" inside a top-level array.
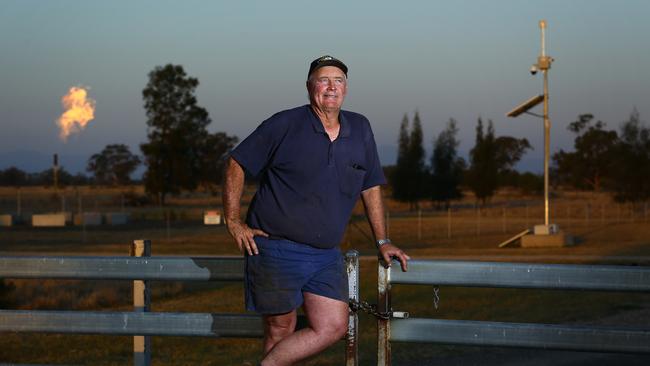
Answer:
[{"left": 226, "top": 219, "right": 269, "bottom": 256}]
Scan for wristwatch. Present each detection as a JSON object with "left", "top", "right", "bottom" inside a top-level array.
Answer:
[{"left": 376, "top": 238, "right": 392, "bottom": 248}]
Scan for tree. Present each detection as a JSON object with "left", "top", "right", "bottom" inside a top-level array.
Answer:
[
  {"left": 391, "top": 112, "right": 428, "bottom": 209},
  {"left": 0, "top": 167, "right": 27, "bottom": 186},
  {"left": 608, "top": 108, "right": 650, "bottom": 202},
  {"left": 140, "top": 64, "right": 211, "bottom": 204},
  {"left": 33, "top": 167, "right": 75, "bottom": 187},
  {"left": 198, "top": 132, "right": 239, "bottom": 192},
  {"left": 407, "top": 111, "right": 428, "bottom": 208},
  {"left": 430, "top": 118, "right": 465, "bottom": 208},
  {"left": 466, "top": 118, "right": 498, "bottom": 204},
  {"left": 467, "top": 118, "right": 530, "bottom": 205},
  {"left": 494, "top": 136, "right": 531, "bottom": 184},
  {"left": 552, "top": 114, "right": 618, "bottom": 191},
  {"left": 391, "top": 114, "right": 411, "bottom": 202},
  {"left": 87, "top": 144, "right": 141, "bottom": 185}
]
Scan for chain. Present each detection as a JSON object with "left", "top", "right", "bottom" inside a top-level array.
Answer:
[
  {"left": 348, "top": 299, "right": 391, "bottom": 320},
  {"left": 349, "top": 288, "right": 439, "bottom": 318},
  {"left": 433, "top": 285, "right": 440, "bottom": 310}
]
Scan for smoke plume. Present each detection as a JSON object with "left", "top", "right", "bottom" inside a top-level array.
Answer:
[{"left": 56, "top": 86, "right": 96, "bottom": 142}]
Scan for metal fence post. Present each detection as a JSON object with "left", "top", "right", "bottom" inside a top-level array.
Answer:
[
  {"left": 132, "top": 240, "right": 151, "bottom": 366},
  {"left": 447, "top": 207, "right": 451, "bottom": 239},
  {"left": 16, "top": 187, "right": 21, "bottom": 218},
  {"left": 377, "top": 259, "right": 391, "bottom": 366},
  {"left": 525, "top": 203, "right": 529, "bottom": 229},
  {"left": 345, "top": 250, "right": 359, "bottom": 366},
  {"left": 417, "top": 209, "right": 422, "bottom": 240},
  {"left": 476, "top": 204, "right": 481, "bottom": 236}
]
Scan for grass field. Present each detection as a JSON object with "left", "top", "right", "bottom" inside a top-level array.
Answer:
[{"left": 1, "top": 187, "right": 650, "bottom": 365}]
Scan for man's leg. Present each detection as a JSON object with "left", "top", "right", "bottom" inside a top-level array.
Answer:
[
  {"left": 261, "top": 292, "right": 348, "bottom": 366},
  {"left": 263, "top": 310, "right": 297, "bottom": 355}
]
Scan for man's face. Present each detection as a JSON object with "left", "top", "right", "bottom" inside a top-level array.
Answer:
[{"left": 307, "top": 66, "right": 347, "bottom": 113}]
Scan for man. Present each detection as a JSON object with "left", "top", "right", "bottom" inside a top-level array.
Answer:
[{"left": 223, "top": 55, "right": 410, "bottom": 366}]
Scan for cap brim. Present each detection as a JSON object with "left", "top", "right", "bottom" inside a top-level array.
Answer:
[{"left": 309, "top": 60, "right": 348, "bottom": 77}]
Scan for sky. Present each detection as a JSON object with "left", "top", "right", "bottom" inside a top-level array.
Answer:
[{"left": 1, "top": 0, "right": 649, "bottom": 175}]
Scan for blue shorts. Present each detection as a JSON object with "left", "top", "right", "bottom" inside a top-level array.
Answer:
[{"left": 245, "top": 236, "right": 348, "bottom": 314}]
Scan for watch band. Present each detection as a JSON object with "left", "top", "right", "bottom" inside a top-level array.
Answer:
[{"left": 376, "top": 238, "right": 391, "bottom": 248}]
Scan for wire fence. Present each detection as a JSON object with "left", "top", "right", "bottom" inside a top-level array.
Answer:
[
  {"left": 377, "top": 201, "right": 650, "bottom": 242},
  {"left": 2, "top": 187, "right": 649, "bottom": 245}
]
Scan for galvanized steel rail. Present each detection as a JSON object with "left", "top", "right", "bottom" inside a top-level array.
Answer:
[
  {"left": 378, "top": 259, "right": 650, "bottom": 365},
  {"left": 0, "top": 310, "right": 265, "bottom": 338},
  {"left": 389, "top": 317, "right": 650, "bottom": 353},
  {"left": 0, "top": 255, "right": 244, "bottom": 281},
  {"left": 390, "top": 260, "right": 650, "bottom": 291},
  {"left": 0, "top": 241, "right": 361, "bottom": 366}
]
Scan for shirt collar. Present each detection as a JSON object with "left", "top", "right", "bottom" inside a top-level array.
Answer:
[{"left": 307, "top": 105, "right": 350, "bottom": 138}]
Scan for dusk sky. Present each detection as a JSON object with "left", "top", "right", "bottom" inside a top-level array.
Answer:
[{"left": 1, "top": 0, "right": 649, "bottom": 174}]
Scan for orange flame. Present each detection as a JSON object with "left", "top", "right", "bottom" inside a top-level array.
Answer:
[{"left": 56, "top": 86, "right": 96, "bottom": 142}]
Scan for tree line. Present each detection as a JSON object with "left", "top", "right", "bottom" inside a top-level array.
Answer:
[
  {"left": 390, "top": 112, "right": 531, "bottom": 209},
  {"left": 1, "top": 64, "right": 649, "bottom": 205},
  {"left": 553, "top": 109, "right": 650, "bottom": 202},
  {"left": 390, "top": 108, "right": 650, "bottom": 208},
  {"left": 0, "top": 64, "right": 239, "bottom": 205}
]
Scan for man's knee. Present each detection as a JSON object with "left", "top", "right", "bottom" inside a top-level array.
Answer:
[
  {"left": 264, "top": 313, "right": 297, "bottom": 339},
  {"left": 267, "top": 322, "right": 295, "bottom": 340},
  {"left": 303, "top": 293, "right": 349, "bottom": 342},
  {"left": 314, "top": 311, "right": 348, "bottom": 342},
  {"left": 330, "top": 314, "right": 349, "bottom": 340}
]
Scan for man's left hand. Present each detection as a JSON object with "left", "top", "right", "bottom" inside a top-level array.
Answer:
[{"left": 379, "top": 244, "right": 410, "bottom": 272}]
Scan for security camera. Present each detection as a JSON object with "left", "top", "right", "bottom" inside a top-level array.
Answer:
[{"left": 530, "top": 65, "right": 539, "bottom": 75}]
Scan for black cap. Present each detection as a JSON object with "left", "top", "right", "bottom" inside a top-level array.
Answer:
[{"left": 308, "top": 55, "right": 348, "bottom": 78}]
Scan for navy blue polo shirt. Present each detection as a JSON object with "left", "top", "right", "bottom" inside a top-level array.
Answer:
[{"left": 230, "top": 104, "right": 386, "bottom": 249}]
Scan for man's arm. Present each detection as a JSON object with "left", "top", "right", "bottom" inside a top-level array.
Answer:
[
  {"left": 360, "top": 185, "right": 410, "bottom": 271},
  {"left": 222, "top": 157, "right": 268, "bottom": 255}
]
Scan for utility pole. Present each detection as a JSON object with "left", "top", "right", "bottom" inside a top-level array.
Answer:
[
  {"left": 502, "top": 20, "right": 571, "bottom": 248},
  {"left": 53, "top": 153, "right": 59, "bottom": 190},
  {"left": 538, "top": 20, "right": 553, "bottom": 226},
  {"left": 506, "top": 19, "right": 554, "bottom": 229}
]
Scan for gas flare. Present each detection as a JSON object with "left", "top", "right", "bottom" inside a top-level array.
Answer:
[{"left": 56, "top": 86, "right": 96, "bottom": 142}]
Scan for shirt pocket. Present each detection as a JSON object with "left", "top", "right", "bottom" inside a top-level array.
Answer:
[{"left": 340, "top": 164, "right": 367, "bottom": 197}]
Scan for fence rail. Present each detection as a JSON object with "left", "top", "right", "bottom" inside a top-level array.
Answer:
[
  {"left": 390, "top": 260, "right": 650, "bottom": 291},
  {"left": 390, "top": 318, "right": 650, "bottom": 353},
  {"left": 378, "top": 259, "right": 650, "bottom": 365},
  {"left": 4, "top": 245, "right": 650, "bottom": 365},
  {"left": 0, "top": 255, "right": 244, "bottom": 281},
  {"left": 0, "top": 243, "right": 361, "bottom": 366},
  {"left": 0, "top": 310, "right": 264, "bottom": 338}
]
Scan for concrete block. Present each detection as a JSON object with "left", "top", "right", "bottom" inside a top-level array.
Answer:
[
  {"left": 32, "top": 213, "right": 66, "bottom": 227},
  {"left": 74, "top": 212, "right": 102, "bottom": 226},
  {"left": 521, "top": 231, "right": 574, "bottom": 248},
  {"left": 533, "top": 224, "right": 559, "bottom": 235},
  {"left": 105, "top": 212, "right": 129, "bottom": 225},
  {"left": 204, "top": 210, "right": 221, "bottom": 225},
  {"left": 0, "top": 214, "right": 13, "bottom": 227}
]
